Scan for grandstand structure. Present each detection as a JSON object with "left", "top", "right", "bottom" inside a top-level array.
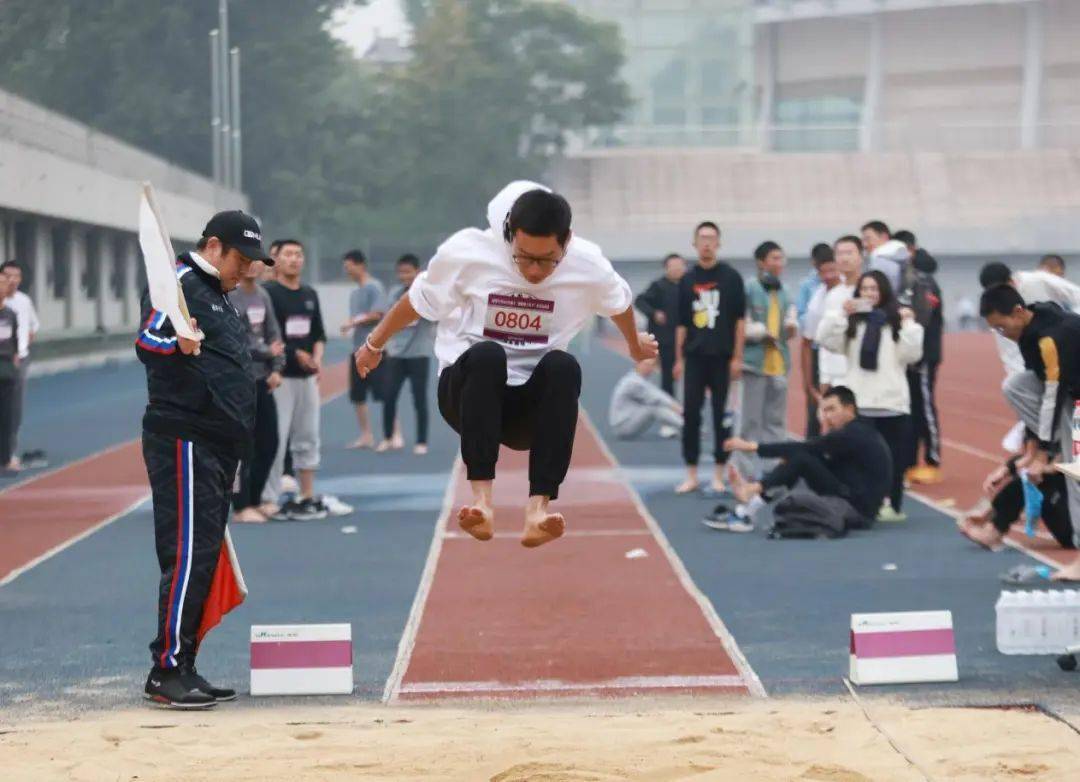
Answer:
[
  {"left": 556, "top": 0, "right": 1080, "bottom": 259},
  {"left": 0, "top": 88, "right": 246, "bottom": 339}
]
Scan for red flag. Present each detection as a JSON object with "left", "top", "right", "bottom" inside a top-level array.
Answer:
[{"left": 197, "top": 529, "right": 248, "bottom": 644}]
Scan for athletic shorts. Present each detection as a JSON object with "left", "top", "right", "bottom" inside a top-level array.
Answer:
[{"left": 349, "top": 358, "right": 385, "bottom": 403}]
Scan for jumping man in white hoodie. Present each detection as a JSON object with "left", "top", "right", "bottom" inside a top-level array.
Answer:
[{"left": 354, "top": 182, "right": 658, "bottom": 548}]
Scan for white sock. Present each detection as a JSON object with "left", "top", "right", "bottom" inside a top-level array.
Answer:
[{"left": 735, "top": 495, "right": 765, "bottom": 519}]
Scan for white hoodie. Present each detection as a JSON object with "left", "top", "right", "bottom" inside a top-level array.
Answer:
[
  {"left": 868, "top": 239, "right": 910, "bottom": 295},
  {"left": 408, "top": 180, "right": 633, "bottom": 385}
]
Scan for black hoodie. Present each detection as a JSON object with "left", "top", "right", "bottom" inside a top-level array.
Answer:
[{"left": 906, "top": 249, "right": 943, "bottom": 365}]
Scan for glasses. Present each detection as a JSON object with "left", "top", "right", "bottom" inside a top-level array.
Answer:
[{"left": 512, "top": 252, "right": 563, "bottom": 273}]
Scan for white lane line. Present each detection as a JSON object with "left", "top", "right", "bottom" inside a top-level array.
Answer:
[
  {"left": 382, "top": 458, "right": 462, "bottom": 705},
  {"left": 0, "top": 495, "right": 149, "bottom": 587},
  {"left": 399, "top": 674, "right": 747, "bottom": 696},
  {"left": 579, "top": 410, "right": 767, "bottom": 698},
  {"left": 441, "top": 529, "right": 650, "bottom": 540},
  {"left": 940, "top": 438, "right": 1001, "bottom": 463}
]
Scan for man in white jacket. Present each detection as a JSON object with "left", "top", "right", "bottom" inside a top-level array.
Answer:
[
  {"left": 862, "top": 221, "right": 910, "bottom": 296},
  {"left": 354, "top": 181, "right": 657, "bottom": 548}
]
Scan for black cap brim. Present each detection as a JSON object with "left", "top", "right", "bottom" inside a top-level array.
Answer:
[{"left": 233, "top": 241, "right": 274, "bottom": 264}]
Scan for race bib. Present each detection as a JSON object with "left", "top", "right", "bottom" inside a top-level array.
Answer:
[
  {"left": 483, "top": 293, "right": 554, "bottom": 346},
  {"left": 0, "top": 323, "right": 11, "bottom": 341},
  {"left": 285, "top": 315, "right": 311, "bottom": 338},
  {"left": 247, "top": 304, "right": 266, "bottom": 327}
]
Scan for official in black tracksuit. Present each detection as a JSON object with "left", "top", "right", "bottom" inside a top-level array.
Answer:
[
  {"left": 136, "top": 210, "right": 272, "bottom": 709},
  {"left": 634, "top": 253, "right": 686, "bottom": 396}
]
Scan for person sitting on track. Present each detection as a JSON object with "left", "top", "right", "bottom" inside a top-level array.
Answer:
[
  {"left": 608, "top": 357, "right": 683, "bottom": 440},
  {"left": 354, "top": 181, "right": 657, "bottom": 548}
]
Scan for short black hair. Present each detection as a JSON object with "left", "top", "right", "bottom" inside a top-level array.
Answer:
[
  {"left": 861, "top": 220, "right": 890, "bottom": 237},
  {"left": 754, "top": 241, "right": 782, "bottom": 263},
  {"left": 694, "top": 221, "right": 720, "bottom": 238},
  {"left": 823, "top": 385, "right": 858, "bottom": 411},
  {"left": 810, "top": 243, "right": 835, "bottom": 266},
  {"left": 277, "top": 239, "right": 304, "bottom": 251},
  {"left": 396, "top": 253, "right": 420, "bottom": 269},
  {"left": 1040, "top": 254, "right": 1066, "bottom": 273},
  {"left": 269, "top": 239, "right": 284, "bottom": 252},
  {"left": 508, "top": 190, "right": 572, "bottom": 246},
  {"left": 0, "top": 260, "right": 20, "bottom": 272},
  {"left": 979, "top": 261, "right": 1012, "bottom": 289},
  {"left": 980, "top": 284, "right": 1026, "bottom": 317},
  {"left": 835, "top": 235, "right": 863, "bottom": 253},
  {"left": 343, "top": 249, "right": 367, "bottom": 265},
  {"left": 893, "top": 229, "right": 916, "bottom": 248},
  {"left": 662, "top": 253, "right": 683, "bottom": 267}
]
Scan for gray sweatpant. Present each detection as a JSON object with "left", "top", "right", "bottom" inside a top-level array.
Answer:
[
  {"left": 263, "top": 375, "right": 321, "bottom": 502},
  {"left": 1002, "top": 370, "right": 1080, "bottom": 547},
  {"left": 613, "top": 404, "right": 683, "bottom": 440},
  {"left": 9, "top": 358, "right": 29, "bottom": 457},
  {"left": 737, "top": 371, "right": 789, "bottom": 480}
]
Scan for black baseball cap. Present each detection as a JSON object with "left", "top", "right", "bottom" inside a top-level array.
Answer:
[{"left": 202, "top": 210, "right": 274, "bottom": 264}]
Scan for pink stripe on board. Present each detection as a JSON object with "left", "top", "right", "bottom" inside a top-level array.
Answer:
[
  {"left": 250, "top": 640, "right": 352, "bottom": 669},
  {"left": 851, "top": 628, "right": 955, "bottom": 659}
]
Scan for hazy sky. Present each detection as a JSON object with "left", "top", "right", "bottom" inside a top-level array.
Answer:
[{"left": 332, "top": 0, "right": 410, "bottom": 57}]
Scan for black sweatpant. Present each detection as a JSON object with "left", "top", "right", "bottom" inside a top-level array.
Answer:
[
  {"left": 233, "top": 379, "right": 278, "bottom": 510},
  {"left": 866, "top": 414, "right": 912, "bottom": 512},
  {"left": 144, "top": 431, "right": 238, "bottom": 670},
  {"left": 682, "top": 354, "right": 731, "bottom": 466},
  {"left": 908, "top": 362, "right": 941, "bottom": 467},
  {"left": 437, "top": 341, "right": 581, "bottom": 499},
  {"left": 806, "top": 348, "right": 821, "bottom": 439},
  {"left": 658, "top": 341, "right": 676, "bottom": 397},
  {"left": 992, "top": 472, "right": 1075, "bottom": 549},
  {"left": 383, "top": 357, "right": 431, "bottom": 444},
  {"left": 0, "top": 375, "right": 14, "bottom": 466}
]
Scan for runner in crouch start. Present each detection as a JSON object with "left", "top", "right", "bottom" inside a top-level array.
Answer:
[{"left": 354, "top": 181, "right": 658, "bottom": 547}]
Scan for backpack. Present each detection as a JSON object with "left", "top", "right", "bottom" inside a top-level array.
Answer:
[{"left": 767, "top": 492, "right": 856, "bottom": 539}]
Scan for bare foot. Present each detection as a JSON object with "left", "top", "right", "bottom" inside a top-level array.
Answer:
[
  {"left": 347, "top": 437, "right": 374, "bottom": 450},
  {"left": 675, "top": 479, "right": 699, "bottom": 494},
  {"left": 956, "top": 517, "right": 1004, "bottom": 551},
  {"left": 234, "top": 507, "right": 268, "bottom": 524},
  {"left": 413, "top": 444, "right": 428, "bottom": 455},
  {"left": 458, "top": 504, "right": 495, "bottom": 541},
  {"left": 1051, "top": 557, "right": 1080, "bottom": 582},
  {"left": 258, "top": 502, "right": 280, "bottom": 517},
  {"left": 521, "top": 510, "right": 566, "bottom": 548}
]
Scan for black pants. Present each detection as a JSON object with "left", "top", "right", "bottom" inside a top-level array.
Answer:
[
  {"left": 0, "top": 375, "right": 14, "bottom": 466},
  {"left": 682, "top": 354, "right": 731, "bottom": 466},
  {"left": 658, "top": 341, "right": 676, "bottom": 397},
  {"left": 908, "top": 362, "right": 941, "bottom": 467},
  {"left": 233, "top": 379, "right": 278, "bottom": 510},
  {"left": 806, "top": 348, "right": 821, "bottom": 439},
  {"left": 383, "top": 357, "right": 431, "bottom": 444},
  {"left": 992, "top": 472, "right": 1075, "bottom": 549},
  {"left": 866, "top": 415, "right": 912, "bottom": 511},
  {"left": 144, "top": 431, "right": 238, "bottom": 670},
  {"left": 437, "top": 341, "right": 581, "bottom": 499}
]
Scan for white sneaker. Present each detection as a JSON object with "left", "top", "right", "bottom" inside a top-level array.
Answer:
[
  {"left": 658, "top": 425, "right": 679, "bottom": 439},
  {"left": 280, "top": 474, "right": 300, "bottom": 494},
  {"left": 319, "top": 494, "right": 354, "bottom": 516}
]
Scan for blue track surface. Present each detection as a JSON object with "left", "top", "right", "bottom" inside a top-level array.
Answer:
[{"left": 1, "top": 338, "right": 1077, "bottom": 717}]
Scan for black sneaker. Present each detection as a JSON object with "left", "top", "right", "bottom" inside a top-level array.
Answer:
[
  {"left": 144, "top": 667, "right": 216, "bottom": 710},
  {"left": 272, "top": 499, "right": 301, "bottom": 521},
  {"left": 290, "top": 497, "right": 328, "bottom": 521},
  {"left": 183, "top": 666, "right": 237, "bottom": 702}
]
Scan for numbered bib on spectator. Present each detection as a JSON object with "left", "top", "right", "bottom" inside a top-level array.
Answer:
[
  {"left": 482, "top": 293, "right": 554, "bottom": 346},
  {"left": 247, "top": 305, "right": 266, "bottom": 327},
  {"left": 285, "top": 315, "right": 311, "bottom": 338}
]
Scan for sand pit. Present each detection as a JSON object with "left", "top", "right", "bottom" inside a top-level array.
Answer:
[{"left": 2, "top": 697, "right": 1078, "bottom": 781}]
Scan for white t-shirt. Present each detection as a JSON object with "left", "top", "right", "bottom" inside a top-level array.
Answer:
[
  {"left": 801, "top": 284, "right": 829, "bottom": 342},
  {"left": 8, "top": 290, "right": 39, "bottom": 359},
  {"left": 409, "top": 229, "right": 632, "bottom": 386},
  {"left": 814, "top": 283, "right": 855, "bottom": 385}
]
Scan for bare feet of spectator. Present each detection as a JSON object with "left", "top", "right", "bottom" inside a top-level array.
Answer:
[
  {"left": 234, "top": 507, "right": 268, "bottom": 523},
  {"left": 413, "top": 444, "right": 428, "bottom": 455},
  {"left": 347, "top": 436, "right": 374, "bottom": 450},
  {"left": 521, "top": 497, "right": 565, "bottom": 548},
  {"left": 676, "top": 467, "right": 699, "bottom": 494},
  {"left": 957, "top": 516, "right": 1004, "bottom": 551},
  {"left": 1051, "top": 557, "right": 1080, "bottom": 582},
  {"left": 258, "top": 502, "right": 280, "bottom": 518},
  {"left": 710, "top": 464, "right": 727, "bottom": 494}
]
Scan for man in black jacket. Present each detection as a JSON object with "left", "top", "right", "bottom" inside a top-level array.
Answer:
[
  {"left": 136, "top": 210, "right": 272, "bottom": 709},
  {"left": 712, "top": 386, "right": 892, "bottom": 531},
  {"left": 634, "top": 253, "right": 686, "bottom": 397},
  {"left": 894, "top": 230, "right": 944, "bottom": 484}
]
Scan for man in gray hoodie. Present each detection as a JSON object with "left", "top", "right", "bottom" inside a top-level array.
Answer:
[
  {"left": 609, "top": 358, "right": 683, "bottom": 439},
  {"left": 862, "top": 220, "right": 910, "bottom": 296}
]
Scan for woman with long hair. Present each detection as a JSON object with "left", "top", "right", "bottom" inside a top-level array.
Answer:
[{"left": 819, "top": 270, "right": 924, "bottom": 522}]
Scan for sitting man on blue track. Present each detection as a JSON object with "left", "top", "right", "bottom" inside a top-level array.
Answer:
[{"left": 704, "top": 385, "right": 892, "bottom": 533}]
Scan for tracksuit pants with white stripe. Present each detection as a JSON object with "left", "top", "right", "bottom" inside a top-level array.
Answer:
[{"left": 143, "top": 431, "right": 238, "bottom": 669}]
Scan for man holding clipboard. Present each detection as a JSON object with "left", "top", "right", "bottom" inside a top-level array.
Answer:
[{"left": 136, "top": 198, "right": 273, "bottom": 708}]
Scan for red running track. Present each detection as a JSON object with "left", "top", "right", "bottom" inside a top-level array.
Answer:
[
  {"left": 385, "top": 413, "right": 764, "bottom": 702},
  {"left": 0, "top": 363, "right": 350, "bottom": 586}
]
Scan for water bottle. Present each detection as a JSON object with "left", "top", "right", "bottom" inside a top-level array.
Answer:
[{"left": 996, "top": 589, "right": 1080, "bottom": 654}]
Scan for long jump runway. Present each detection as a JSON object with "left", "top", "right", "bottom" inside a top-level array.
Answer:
[{"left": 387, "top": 415, "right": 765, "bottom": 702}]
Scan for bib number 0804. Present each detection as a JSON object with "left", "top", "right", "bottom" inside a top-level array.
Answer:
[{"left": 494, "top": 311, "right": 542, "bottom": 331}]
